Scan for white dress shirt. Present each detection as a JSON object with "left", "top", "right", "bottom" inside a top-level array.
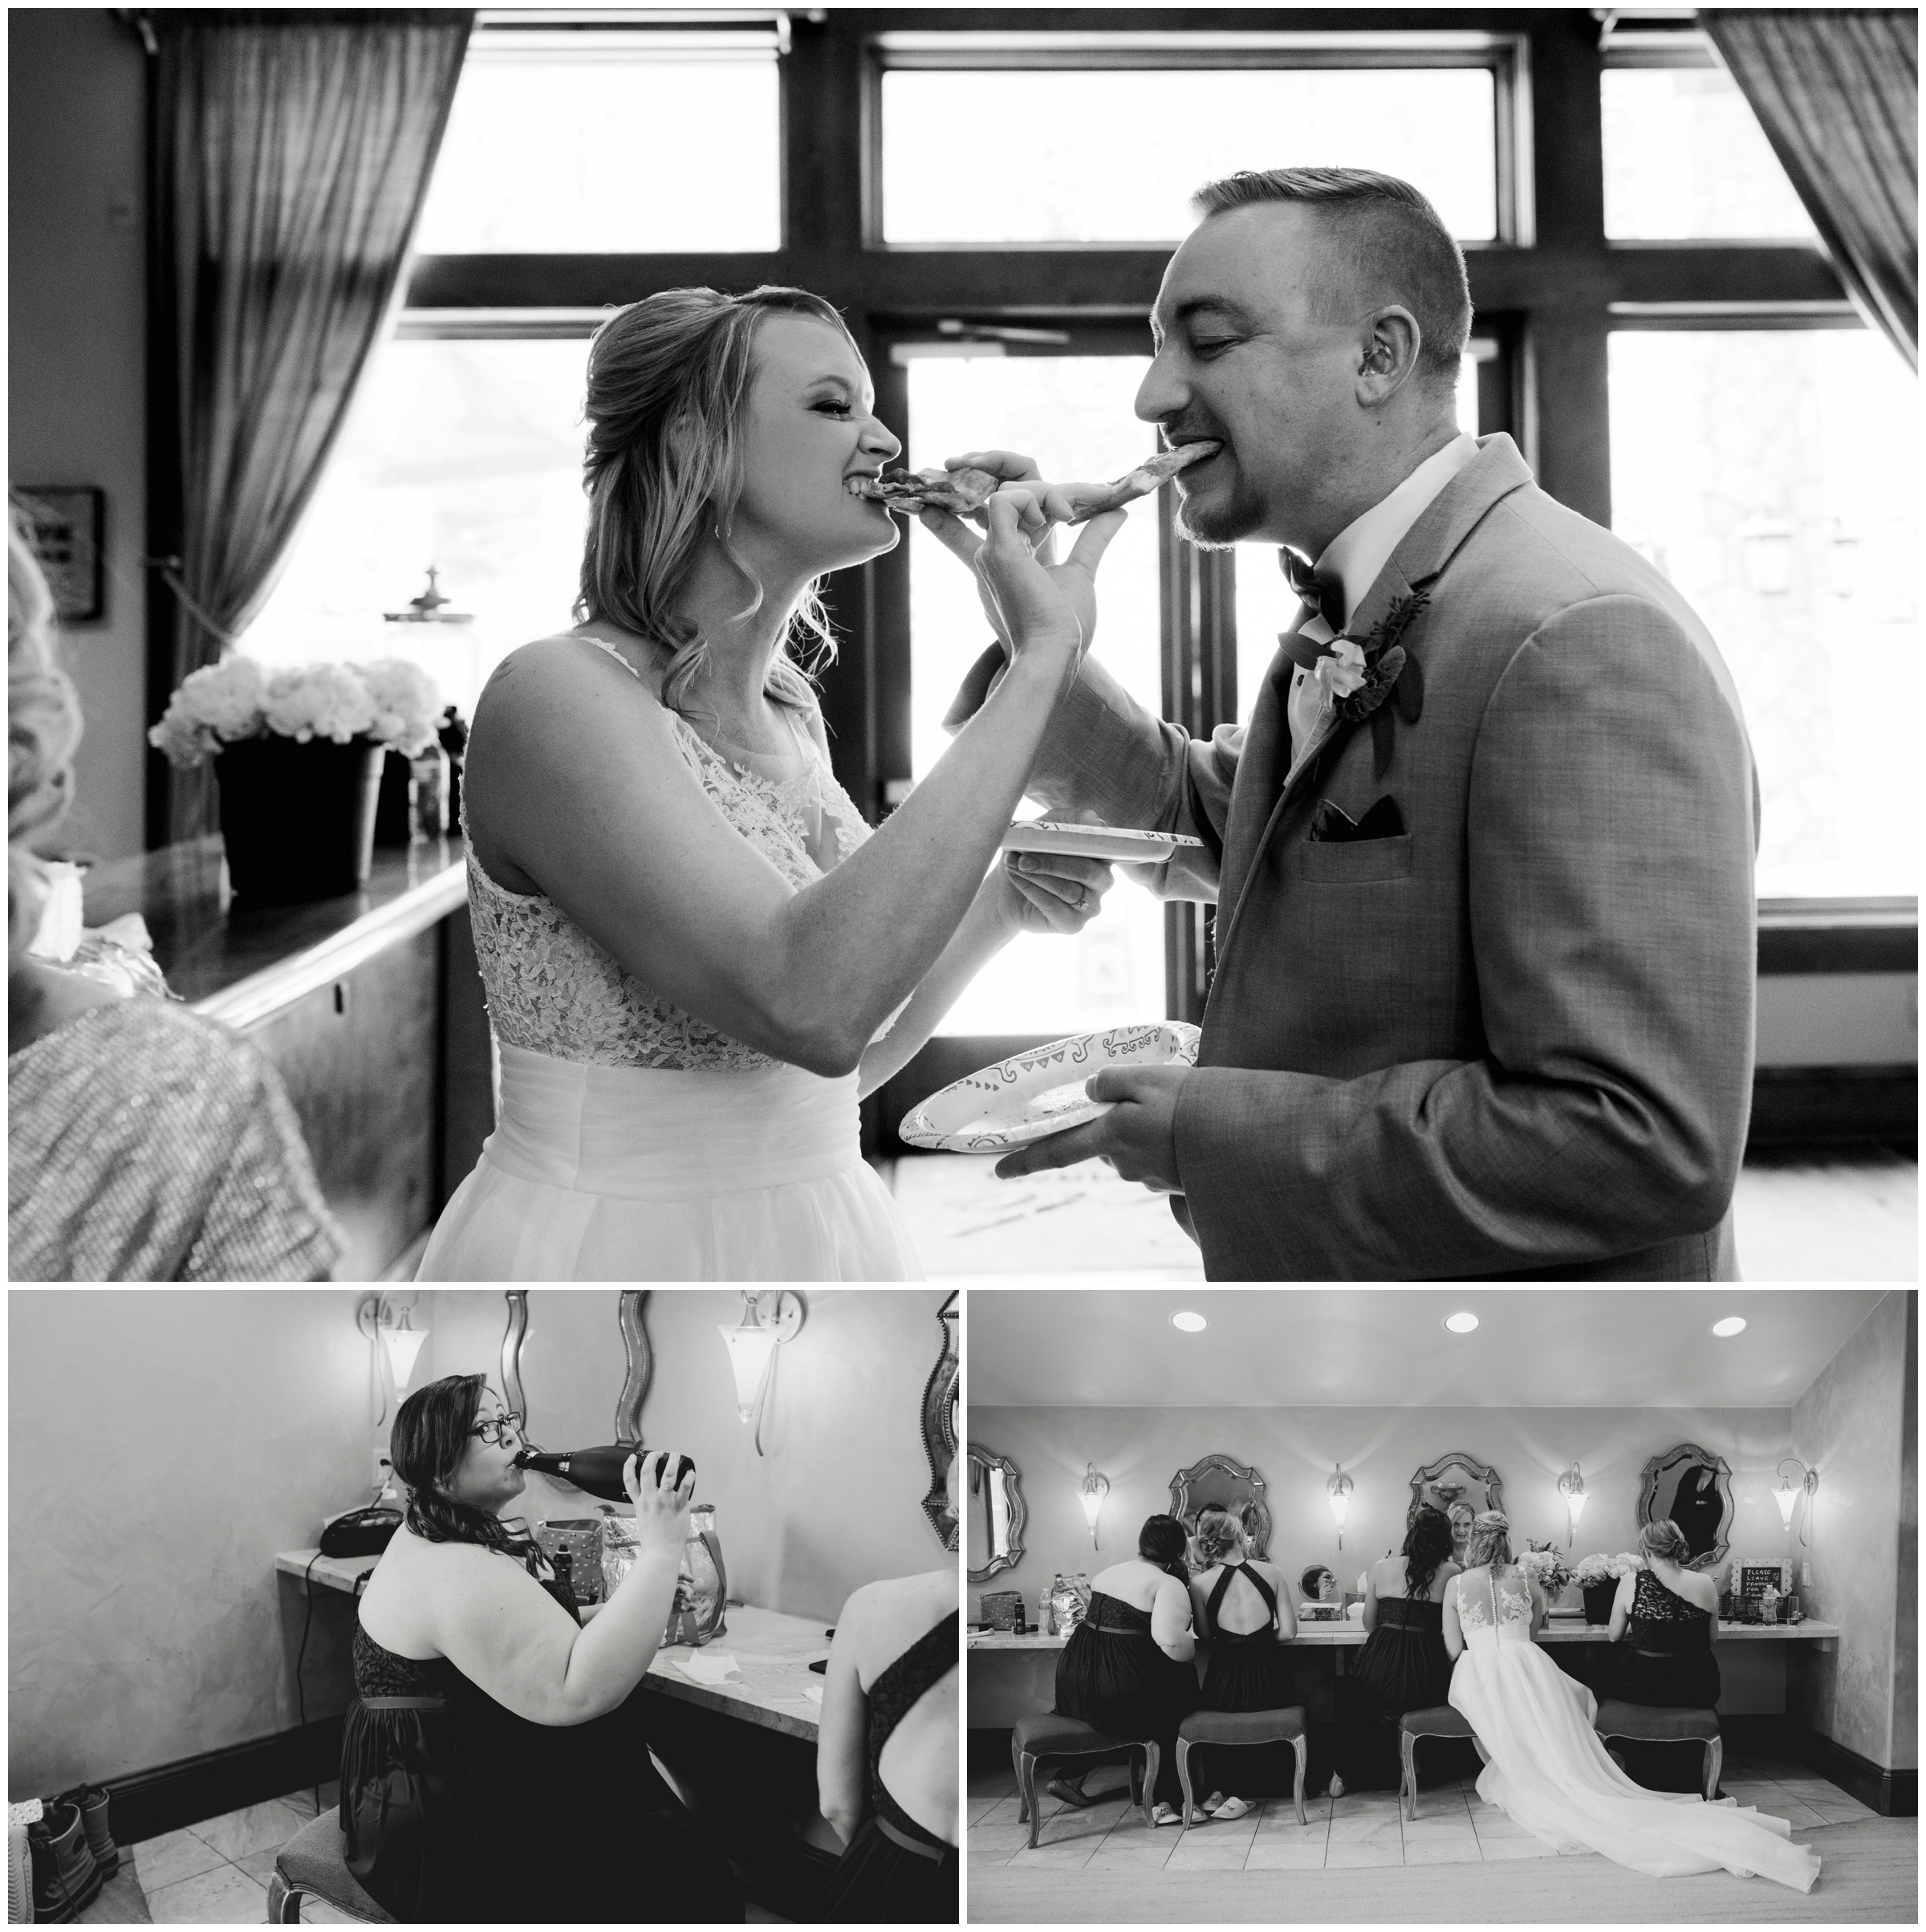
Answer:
[{"left": 1285, "top": 432, "right": 1480, "bottom": 763}]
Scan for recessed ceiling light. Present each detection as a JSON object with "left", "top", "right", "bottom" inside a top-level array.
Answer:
[
  {"left": 1170, "top": 1312, "right": 1207, "bottom": 1333},
  {"left": 1711, "top": 1316, "right": 1747, "bottom": 1338},
  {"left": 1444, "top": 1312, "right": 1479, "bottom": 1334}
]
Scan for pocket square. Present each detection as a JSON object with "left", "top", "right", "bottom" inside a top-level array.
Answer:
[{"left": 1308, "top": 795, "right": 1405, "bottom": 843}]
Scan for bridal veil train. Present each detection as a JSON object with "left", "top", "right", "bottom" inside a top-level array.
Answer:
[{"left": 1447, "top": 1565, "right": 1819, "bottom": 1892}]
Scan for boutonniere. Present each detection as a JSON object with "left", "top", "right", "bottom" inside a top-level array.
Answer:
[{"left": 1286, "top": 590, "right": 1431, "bottom": 777}]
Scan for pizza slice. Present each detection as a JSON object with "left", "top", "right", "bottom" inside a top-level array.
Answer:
[{"left": 850, "top": 440, "right": 1221, "bottom": 522}]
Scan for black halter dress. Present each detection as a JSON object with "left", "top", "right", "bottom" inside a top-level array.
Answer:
[
  {"left": 1198, "top": 1562, "right": 1294, "bottom": 1710},
  {"left": 822, "top": 1609, "right": 959, "bottom": 1924},
  {"left": 340, "top": 1564, "right": 743, "bottom": 1922},
  {"left": 1611, "top": 1568, "right": 1723, "bottom": 1792},
  {"left": 1334, "top": 1584, "right": 1456, "bottom": 1789},
  {"left": 1053, "top": 1588, "right": 1197, "bottom": 1806}
]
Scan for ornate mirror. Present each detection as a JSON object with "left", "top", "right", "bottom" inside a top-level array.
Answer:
[
  {"left": 1409, "top": 1453, "right": 1504, "bottom": 1527},
  {"left": 498, "top": 1291, "right": 655, "bottom": 1454},
  {"left": 1639, "top": 1442, "right": 1734, "bottom": 1570},
  {"left": 1170, "top": 1454, "right": 1271, "bottom": 1560},
  {"left": 966, "top": 1446, "right": 1026, "bottom": 1581},
  {"left": 919, "top": 1292, "right": 959, "bottom": 1551}
]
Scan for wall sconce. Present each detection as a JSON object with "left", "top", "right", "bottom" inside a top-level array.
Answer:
[
  {"left": 1327, "top": 1465, "right": 1354, "bottom": 1549},
  {"left": 1558, "top": 1463, "right": 1587, "bottom": 1547},
  {"left": 1079, "top": 1462, "right": 1111, "bottom": 1549},
  {"left": 357, "top": 1294, "right": 428, "bottom": 1423},
  {"left": 1775, "top": 1459, "right": 1818, "bottom": 1546},
  {"left": 717, "top": 1291, "right": 804, "bottom": 1455}
]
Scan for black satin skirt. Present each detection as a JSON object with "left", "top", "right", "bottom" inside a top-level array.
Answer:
[
  {"left": 821, "top": 1816, "right": 957, "bottom": 1925},
  {"left": 1334, "top": 1599, "right": 1459, "bottom": 1791},
  {"left": 1054, "top": 1624, "right": 1197, "bottom": 1804}
]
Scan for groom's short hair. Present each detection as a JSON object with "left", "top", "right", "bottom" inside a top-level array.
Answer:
[{"left": 1191, "top": 167, "right": 1473, "bottom": 392}]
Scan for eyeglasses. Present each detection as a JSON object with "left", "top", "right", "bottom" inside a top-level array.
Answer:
[{"left": 470, "top": 1411, "right": 523, "bottom": 1447}]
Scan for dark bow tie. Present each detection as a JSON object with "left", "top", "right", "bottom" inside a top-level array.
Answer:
[{"left": 1280, "top": 550, "right": 1343, "bottom": 631}]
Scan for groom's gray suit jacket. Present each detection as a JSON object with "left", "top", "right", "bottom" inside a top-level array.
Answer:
[{"left": 952, "top": 435, "right": 1758, "bottom": 1279}]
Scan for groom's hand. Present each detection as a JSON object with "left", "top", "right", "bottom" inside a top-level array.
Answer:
[{"left": 994, "top": 1065, "right": 1189, "bottom": 1192}]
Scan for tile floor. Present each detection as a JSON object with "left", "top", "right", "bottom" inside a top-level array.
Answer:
[
  {"left": 888, "top": 1149, "right": 1917, "bottom": 1280},
  {"left": 967, "top": 1751, "right": 1875, "bottom": 1877},
  {"left": 94, "top": 1779, "right": 788, "bottom": 1924},
  {"left": 89, "top": 1783, "right": 339, "bottom": 1925}
]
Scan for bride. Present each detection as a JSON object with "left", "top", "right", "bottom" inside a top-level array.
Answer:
[
  {"left": 418, "top": 285, "right": 1124, "bottom": 1281},
  {"left": 1444, "top": 1511, "right": 1819, "bottom": 1893}
]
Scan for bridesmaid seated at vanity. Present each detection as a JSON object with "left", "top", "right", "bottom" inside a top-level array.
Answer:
[
  {"left": 1607, "top": 1517, "right": 1724, "bottom": 1794},
  {"left": 343, "top": 1376, "right": 742, "bottom": 1922}
]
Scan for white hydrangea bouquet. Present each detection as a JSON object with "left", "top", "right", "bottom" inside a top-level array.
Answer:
[
  {"left": 1574, "top": 1551, "right": 1646, "bottom": 1587},
  {"left": 148, "top": 657, "right": 442, "bottom": 768}
]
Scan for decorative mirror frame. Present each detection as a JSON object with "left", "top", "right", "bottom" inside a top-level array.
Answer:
[
  {"left": 965, "top": 1444, "right": 1027, "bottom": 1582},
  {"left": 615, "top": 1291, "right": 653, "bottom": 1444},
  {"left": 1170, "top": 1454, "right": 1271, "bottom": 1560},
  {"left": 501, "top": 1291, "right": 534, "bottom": 1448},
  {"left": 920, "top": 1291, "right": 959, "bottom": 1550},
  {"left": 1638, "top": 1442, "right": 1735, "bottom": 1572},
  {"left": 1409, "top": 1452, "right": 1505, "bottom": 1524}
]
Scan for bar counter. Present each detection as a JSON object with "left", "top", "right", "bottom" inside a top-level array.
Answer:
[{"left": 87, "top": 837, "right": 492, "bottom": 1279}]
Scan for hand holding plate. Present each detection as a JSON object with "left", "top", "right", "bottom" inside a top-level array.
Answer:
[{"left": 993, "top": 1064, "right": 1190, "bottom": 1190}]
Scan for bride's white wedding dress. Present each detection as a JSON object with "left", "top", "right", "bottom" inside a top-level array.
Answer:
[
  {"left": 416, "top": 638, "right": 922, "bottom": 1281},
  {"left": 1446, "top": 1568, "right": 1818, "bottom": 1892}
]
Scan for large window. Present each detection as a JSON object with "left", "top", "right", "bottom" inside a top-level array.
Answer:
[
  {"left": 1610, "top": 327, "right": 1916, "bottom": 900},
  {"left": 882, "top": 65, "right": 1499, "bottom": 244},
  {"left": 217, "top": 9, "right": 1899, "bottom": 1001}
]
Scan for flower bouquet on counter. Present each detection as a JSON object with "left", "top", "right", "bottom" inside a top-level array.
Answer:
[
  {"left": 1520, "top": 1543, "right": 1576, "bottom": 1611},
  {"left": 1573, "top": 1551, "right": 1643, "bottom": 1624},
  {"left": 148, "top": 656, "right": 445, "bottom": 905}
]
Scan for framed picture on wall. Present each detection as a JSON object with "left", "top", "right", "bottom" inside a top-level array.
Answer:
[{"left": 16, "top": 486, "right": 104, "bottom": 623}]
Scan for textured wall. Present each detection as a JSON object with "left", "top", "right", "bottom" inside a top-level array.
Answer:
[
  {"left": 1787, "top": 1291, "right": 1916, "bottom": 1770},
  {"left": 8, "top": 1290, "right": 379, "bottom": 1796},
  {"left": 8, "top": 10, "right": 149, "bottom": 860},
  {"left": 425, "top": 1289, "right": 953, "bottom": 1624},
  {"left": 967, "top": 1403, "right": 1798, "bottom": 1720}
]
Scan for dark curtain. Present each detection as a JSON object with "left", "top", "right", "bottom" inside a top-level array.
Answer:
[
  {"left": 1700, "top": 10, "right": 1918, "bottom": 369},
  {"left": 153, "top": 10, "right": 473, "bottom": 841}
]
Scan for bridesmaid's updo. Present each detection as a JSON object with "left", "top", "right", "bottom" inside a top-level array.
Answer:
[
  {"left": 576, "top": 284, "right": 854, "bottom": 722},
  {"left": 1193, "top": 1505, "right": 1244, "bottom": 1568},
  {"left": 1138, "top": 1514, "right": 1191, "bottom": 1581},
  {"left": 1639, "top": 1518, "right": 1691, "bottom": 1563},
  {"left": 1465, "top": 1510, "right": 1513, "bottom": 1568}
]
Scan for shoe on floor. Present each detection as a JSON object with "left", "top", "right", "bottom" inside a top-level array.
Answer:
[
  {"left": 1149, "top": 1802, "right": 1183, "bottom": 1827},
  {"left": 1213, "top": 1796, "right": 1255, "bottom": 1821},
  {"left": 27, "top": 1801, "right": 100, "bottom": 1924},
  {"left": 1328, "top": 1772, "right": 1347, "bottom": 1799},
  {"left": 1044, "top": 1778, "right": 1095, "bottom": 1808},
  {"left": 52, "top": 1788, "right": 115, "bottom": 1881}
]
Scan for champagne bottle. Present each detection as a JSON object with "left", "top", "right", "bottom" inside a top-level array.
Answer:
[{"left": 514, "top": 1445, "right": 693, "bottom": 1503}]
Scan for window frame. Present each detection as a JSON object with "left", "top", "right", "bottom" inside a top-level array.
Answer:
[{"left": 361, "top": 6, "right": 1906, "bottom": 944}]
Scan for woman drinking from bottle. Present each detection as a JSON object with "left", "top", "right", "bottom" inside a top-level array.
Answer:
[{"left": 343, "top": 1374, "right": 742, "bottom": 1922}]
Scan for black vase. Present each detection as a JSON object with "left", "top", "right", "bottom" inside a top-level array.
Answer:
[
  {"left": 373, "top": 750, "right": 414, "bottom": 847},
  {"left": 1583, "top": 1582, "right": 1617, "bottom": 1627},
  {"left": 213, "top": 734, "right": 384, "bottom": 906}
]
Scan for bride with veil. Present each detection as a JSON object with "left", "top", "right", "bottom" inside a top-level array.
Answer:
[{"left": 1444, "top": 1511, "right": 1819, "bottom": 1893}]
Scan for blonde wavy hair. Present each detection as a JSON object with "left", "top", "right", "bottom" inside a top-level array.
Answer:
[
  {"left": 1465, "top": 1510, "right": 1514, "bottom": 1569},
  {"left": 1638, "top": 1517, "right": 1691, "bottom": 1563},
  {"left": 575, "top": 285, "right": 854, "bottom": 722},
  {"left": 9, "top": 523, "right": 81, "bottom": 970},
  {"left": 1192, "top": 1504, "right": 1245, "bottom": 1568}
]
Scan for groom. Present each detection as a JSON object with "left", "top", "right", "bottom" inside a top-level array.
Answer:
[{"left": 940, "top": 167, "right": 1757, "bottom": 1280}]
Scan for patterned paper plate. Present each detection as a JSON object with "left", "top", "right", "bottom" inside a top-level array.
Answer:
[
  {"left": 1002, "top": 820, "right": 1207, "bottom": 864},
  {"left": 898, "top": 1022, "right": 1202, "bottom": 1153}
]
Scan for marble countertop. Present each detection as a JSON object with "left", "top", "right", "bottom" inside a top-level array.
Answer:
[
  {"left": 89, "top": 836, "right": 466, "bottom": 1027},
  {"left": 277, "top": 1550, "right": 827, "bottom": 1741},
  {"left": 969, "top": 1618, "right": 1839, "bottom": 1649}
]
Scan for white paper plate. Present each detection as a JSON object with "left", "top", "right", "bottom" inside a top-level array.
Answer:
[
  {"left": 1002, "top": 820, "right": 1207, "bottom": 864},
  {"left": 898, "top": 1022, "right": 1201, "bottom": 1153}
]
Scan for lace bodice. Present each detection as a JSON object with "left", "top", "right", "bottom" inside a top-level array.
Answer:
[
  {"left": 465, "top": 641, "right": 873, "bottom": 1070},
  {"left": 1456, "top": 1566, "right": 1534, "bottom": 1645}
]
